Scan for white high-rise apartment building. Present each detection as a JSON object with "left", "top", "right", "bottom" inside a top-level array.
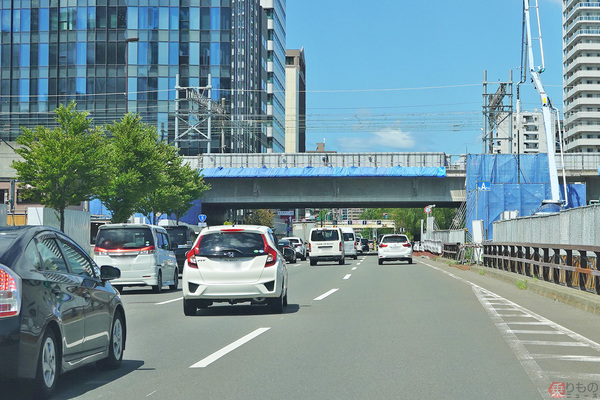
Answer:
[
  {"left": 563, "top": 0, "right": 600, "bottom": 153},
  {"left": 494, "top": 111, "right": 549, "bottom": 154}
]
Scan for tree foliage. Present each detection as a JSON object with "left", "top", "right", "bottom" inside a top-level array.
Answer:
[
  {"left": 137, "top": 141, "right": 210, "bottom": 224},
  {"left": 12, "top": 102, "right": 106, "bottom": 231},
  {"left": 97, "top": 113, "right": 170, "bottom": 223},
  {"left": 359, "top": 207, "right": 458, "bottom": 240},
  {"left": 243, "top": 209, "right": 275, "bottom": 228}
]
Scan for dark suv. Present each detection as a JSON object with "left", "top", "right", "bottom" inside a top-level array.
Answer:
[
  {"left": 0, "top": 226, "right": 126, "bottom": 398},
  {"left": 165, "top": 225, "right": 197, "bottom": 270}
]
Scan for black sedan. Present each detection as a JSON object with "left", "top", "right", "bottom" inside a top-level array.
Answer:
[
  {"left": 277, "top": 239, "right": 297, "bottom": 264},
  {"left": 0, "top": 226, "right": 126, "bottom": 398}
]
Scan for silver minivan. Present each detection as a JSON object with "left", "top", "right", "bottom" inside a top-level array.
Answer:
[
  {"left": 341, "top": 227, "right": 358, "bottom": 260},
  {"left": 94, "top": 223, "right": 178, "bottom": 293}
]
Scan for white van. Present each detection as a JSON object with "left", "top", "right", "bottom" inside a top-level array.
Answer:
[
  {"left": 308, "top": 227, "right": 345, "bottom": 266},
  {"left": 340, "top": 227, "right": 358, "bottom": 260},
  {"left": 94, "top": 223, "right": 178, "bottom": 293}
]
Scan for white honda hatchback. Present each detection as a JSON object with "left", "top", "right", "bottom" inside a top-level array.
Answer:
[
  {"left": 182, "top": 225, "right": 288, "bottom": 315},
  {"left": 377, "top": 234, "right": 413, "bottom": 265}
]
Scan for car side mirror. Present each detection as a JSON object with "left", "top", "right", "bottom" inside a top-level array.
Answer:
[{"left": 100, "top": 265, "right": 121, "bottom": 281}]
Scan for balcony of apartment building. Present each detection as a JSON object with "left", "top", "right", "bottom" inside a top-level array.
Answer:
[
  {"left": 564, "top": 135, "right": 600, "bottom": 152},
  {"left": 564, "top": 15, "right": 600, "bottom": 35},
  {"left": 564, "top": 41, "right": 600, "bottom": 61},
  {"left": 523, "top": 133, "right": 539, "bottom": 142},
  {"left": 564, "top": 3, "right": 600, "bottom": 28},
  {"left": 565, "top": 123, "right": 600, "bottom": 137},
  {"left": 563, "top": 56, "right": 600, "bottom": 72},
  {"left": 565, "top": 96, "right": 600, "bottom": 109},
  {"left": 564, "top": 110, "right": 600, "bottom": 125},
  {"left": 564, "top": 86, "right": 600, "bottom": 105},
  {"left": 565, "top": 69, "right": 600, "bottom": 88}
]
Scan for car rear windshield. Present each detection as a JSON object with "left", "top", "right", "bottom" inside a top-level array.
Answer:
[
  {"left": 311, "top": 230, "right": 339, "bottom": 241},
  {"left": 342, "top": 233, "right": 354, "bottom": 241},
  {"left": 382, "top": 236, "right": 408, "bottom": 244},
  {"left": 197, "top": 232, "right": 265, "bottom": 257},
  {"left": 165, "top": 227, "right": 190, "bottom": 245},
  {"left": 287, "top": 238, "right": 300, "bottom": 244},
  {"left": 96, "top": 228, "right": 154, "bottom": 250}
]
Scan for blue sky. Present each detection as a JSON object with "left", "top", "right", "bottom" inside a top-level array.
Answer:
[{"left": 286, "top": 0, "right": 564, "bottom": 155}]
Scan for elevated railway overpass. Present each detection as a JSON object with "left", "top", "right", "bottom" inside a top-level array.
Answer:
[{"left": 183, "top": 153, "right": 600, "bottom": 224}]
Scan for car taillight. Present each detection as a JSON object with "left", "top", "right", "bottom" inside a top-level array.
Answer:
[
  {"left": 339, "top": 242, "right": 342, "bottom": 251},
  {"left": 0, "top": 266, "right": 21, "bottom": 318},
  {"left": 139, "top": 245, "right": 156, "bottom": 255},
  {"left": 308, "top": 243, "right": 312, "bottom": 252},
  {"left": 262, "top": 235, "right": 278, "bottom": 267},
  {"left": 403, "top": 243, "right": 412, "bottom": 248},
  {"left": 186, "top": 236, "right": 204, "bottom": 269},
  {"left": 379, "top": 244, "right": 388, "bottom": 248},
  {"left": 94, "top": 246, "right": 107, "bottom": 255}
]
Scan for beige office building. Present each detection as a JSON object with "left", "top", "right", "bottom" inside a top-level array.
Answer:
[{"left": 285, "top": 48, "right": 306, "bottom": 153}]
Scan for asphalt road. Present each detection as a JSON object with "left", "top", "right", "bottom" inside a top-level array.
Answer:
[{"left": 7, "top": 253, "right": 600, "bottom": 400}]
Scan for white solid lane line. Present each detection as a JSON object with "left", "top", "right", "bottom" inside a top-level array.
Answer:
[
  {"left": 343, "top": 274, "right": 351, "bottom": 280},
  {"left": 190, "top": 327, "right": 271, "bottom": 368},
  {"left": 351, "top": 267, "right": 357, "bottom": 271},
  {"left": 314, "top": 288, "right": 339, "bottom": 301},
  {"left": 156, "top": 297, "right": 183, "bottom": 305}
]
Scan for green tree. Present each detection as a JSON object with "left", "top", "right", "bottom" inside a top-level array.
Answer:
[
  {"left": 97, "top": 113, "right": 165, "bottom": 223},
  {"left": 12, "top": 102, "right": 106, "bottom": 231},
  {"left": 137, "top": 141, "right": 210, "bottom": 224},
  {"left": 359, "top": 207, "right": 458, "bottom": 240},
  {"left": 243, "top": 209, "right": 275, "bottom": 228}
]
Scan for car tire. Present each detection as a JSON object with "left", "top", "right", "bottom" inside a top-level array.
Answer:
[
  {"left": 98, "top": 311, "right": 125, "bottom": 370},
  {"left": 183, "top": 299, "right": 197, "bottom": 316},
  {"left": 339, "top": 257, "right": 345, "bottom": 265},
  {"left": 152, "top": 271, "right": 163, "bottom": 293},
  {"left": 283, "top": 289, "right": 288, "bottom": 307},
  {"left": 35, "top": 328, "right": 59, "bottom": 399},
  {"left": 378, "top": 259, "right": 383, "bottom": 265},
  {"left": 310, "top": 259, "right": 316, "bottom": 266},
  {"left": 268, "top": 290, "right": 284, "bottom": 314},
  {"left": 301, "top": 255, "right": 306, "bottom": 261},
  {"left": 408, "top": 258, "right": 413, "bottom": 264},
  {"left": 353, "top": 255, "right": 358, "bottom": 260},
  {"left": 169, "top": 269, "right": 178, "bottom": 291}
]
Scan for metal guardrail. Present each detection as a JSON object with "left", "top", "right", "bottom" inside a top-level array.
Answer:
[{"left": 482, "top": 242, "right": 600, "bottom": 295}]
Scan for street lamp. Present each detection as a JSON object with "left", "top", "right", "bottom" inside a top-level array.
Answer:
[{"left": 125, "top": 37, "right": 139, "bottom": 114}]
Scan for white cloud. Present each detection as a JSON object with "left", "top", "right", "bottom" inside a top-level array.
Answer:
[{"left": 335, "top": 126, "right": 416, "bottom": 152}]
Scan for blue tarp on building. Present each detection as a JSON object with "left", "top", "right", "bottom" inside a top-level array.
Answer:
[
  {"left": 201, "top": 165, "right": 447, "bottom": 178},
  {"left": 466, "top": 154, "right": 586, "bottom": 240}
]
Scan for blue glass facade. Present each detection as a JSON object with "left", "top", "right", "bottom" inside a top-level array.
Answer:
[{"left": 0, "top": 0, "right": 285, "bottom": 155}]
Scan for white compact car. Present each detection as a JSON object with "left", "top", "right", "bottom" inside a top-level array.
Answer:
[
  {"left": 377, "top": 234, "right": 413, "bottom": 265},
  {"left": 182, "top": 225, "right": 288, "bottom": 315},
  {"left": 94, "top": 223, "right": 179, "bottom": 293},
  {"left": 281, "top": 236, "right": 307, "bottom": 261}
]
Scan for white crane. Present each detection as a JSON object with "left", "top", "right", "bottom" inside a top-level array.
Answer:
[{"left": 520, "top": 0, "right": 567, "bottom": 211}]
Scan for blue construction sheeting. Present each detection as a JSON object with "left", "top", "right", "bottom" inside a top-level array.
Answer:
[
  {"left": 200, "top": 165, "right": 447, "bottom": 178},
  {"left": 466, "top": 154, "right": 586, "bottom": 240}
]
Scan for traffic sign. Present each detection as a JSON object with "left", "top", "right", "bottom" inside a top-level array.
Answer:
[
  {"left": 424, "top": 206, "right": 432, "bottom": 214},
  {"left": 477, "top": 181, "right": 491, "bottom": 191},
  {"left": 198, "top": 214, "right": 207, "bottom": 223},
  {"left": 277, "top": 211, "right": 294, "bottom": 216}
]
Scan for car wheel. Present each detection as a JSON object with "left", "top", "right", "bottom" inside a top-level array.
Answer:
[
  {"left": 408, "top": 258, "right": 413, "bottom": 264},
  {"left": 268, "top": 291, "right": 284, "bottom": 314},
  {"left": 378, "top": 259, "right": 383, "bottom": 265},
  {"left": 339, "top": 257, "right": 345, "bottom": 265},
  {"left": 310, "top": 259, "right": 316, "bottom": 266},
  {"left": 183, "top": 299, "right": 197, "bottom": 316},
  {"left": 283, "top": 289, "right": 288, "bottom": 307},
  {"left": 35, "top": 329, "right": 59, "bottom": 398},
  {"left": 302, "top": 255, "right": 306, "bottom": 261},
  {"left": 98, "top": 311, "right": 125, "bottom": 369},
  {"left": 353, "top": 255, "right": 358, "bottom": 260},
  {"left": 152, "top": 271, "right": 163, "bottom": 293},
  {"left": 169, "top": 268, "right": 178, "bottom": 291},
  {"left": 292, "top": 255, "right": 297, "bottom": 264}
]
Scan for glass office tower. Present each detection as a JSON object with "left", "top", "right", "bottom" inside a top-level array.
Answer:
[{"left": 0, "top": 0, "right": 285, "bottom": 155}]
